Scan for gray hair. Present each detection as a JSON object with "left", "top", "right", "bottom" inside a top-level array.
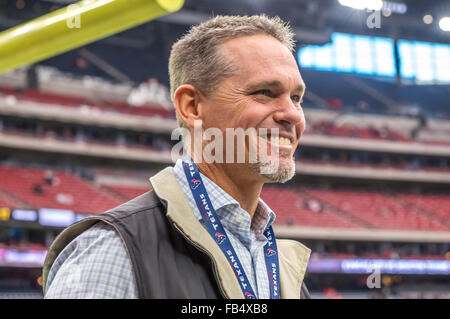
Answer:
[{"left": 168, "top": 14, "right": 296, "bottom": 128}]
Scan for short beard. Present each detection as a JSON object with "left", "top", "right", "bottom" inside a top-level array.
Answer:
[{"left": 250, "top": 152, "right": 296, "bottom": 183}]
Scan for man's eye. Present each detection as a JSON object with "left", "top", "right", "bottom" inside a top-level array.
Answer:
[
  {"left": 291, "top": 95, "right": 301, "bottom": 103},
  {"left": 253, "top": 89, "right": 273, "bottom": 97}
]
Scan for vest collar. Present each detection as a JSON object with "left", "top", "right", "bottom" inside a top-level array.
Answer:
[{"left": 150, "top": 167, "right": 311, "bottom": 299}]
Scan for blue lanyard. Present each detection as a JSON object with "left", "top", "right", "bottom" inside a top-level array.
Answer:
[{"left": 182, "top": 158, "right": 280, "bottom": 299}]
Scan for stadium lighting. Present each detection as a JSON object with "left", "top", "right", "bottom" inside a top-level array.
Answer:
[
  {"left": 439, "top": 17, "right": 450, "bottom": 31},
  {"left": 423, "top": 14, "right": 433, "bottom": 25},
  {"left": 338, "top": 0, "right": 383, "bottom": 11},
  {"left": 382, "top": 8, "right": 392, "bottom": 17},
  {"left": 383, "top": 1, "right": 407, "bottom": 14}
]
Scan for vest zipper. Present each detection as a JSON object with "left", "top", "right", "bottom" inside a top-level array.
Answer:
[{"left": 170, "top": 220, "right": 228, "bottom": 299}]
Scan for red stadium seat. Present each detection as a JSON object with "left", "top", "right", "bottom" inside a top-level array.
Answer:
[
  {"left": 102, "top": 184, "right": 151, "bottom": 200},
  {"left": 0, "top": 166, "right": 122, "bottom": 214},
  {"left": 261, "top": 187, "right": 361, "bottom": 228},
  {"left": 304, "top": 188, "right": 449, "bottom": 231}
]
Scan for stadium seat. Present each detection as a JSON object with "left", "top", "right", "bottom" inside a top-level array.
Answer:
[
  {"left": 304, "top": 189, "right": 449, "bottom": 231},
  {"left": 0, "top": 166, "right": 122, "bottom": 214}
]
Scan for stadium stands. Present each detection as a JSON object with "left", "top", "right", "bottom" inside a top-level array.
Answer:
[
  {"left": 261, "top": 186, "right": 450, "bottom": 231},
  {"left": 398, "top": 194, "right": 450, "bottom": 224},
  {"left": 300, "top": 69, "right": 389, "bottom": 115},
  {"left": 304, "top": 189, "right": 449, "bottom": 231},
  {"left": 300, "top": 69, "right": 450, "bottom": 120},
  {"left": 261, "top": 187, "right": 362, "bottom": 228},
  {"left": 101, "top": 184, "right": 151, "bottom": 201},
  {"left": 0, "top": 194, "right": 17, "bottom": 209},
  {"left": 0, "top": 164, "right": 448, "bottom": 232},
  {"left": 0, "top": 85, "right": 174, "bottom": 119},
  {"left": 0, "top": 166, "right": 121, "bottom": 214},
  {"left": 307, "top": 121, "right": 412, "bottom": 142}
]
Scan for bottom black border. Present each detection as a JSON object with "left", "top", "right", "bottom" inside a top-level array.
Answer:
[{"left": 2, "top": 299, "right": 443, "bottom": 317}]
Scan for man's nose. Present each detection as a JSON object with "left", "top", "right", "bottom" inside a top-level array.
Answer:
[{"left": 272, "top": 95, "right": 305, "bottom": 130}]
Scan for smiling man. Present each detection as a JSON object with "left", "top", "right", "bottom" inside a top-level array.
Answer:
[{"left": 43, "top": 14, "right": 311, "bottom": 299}]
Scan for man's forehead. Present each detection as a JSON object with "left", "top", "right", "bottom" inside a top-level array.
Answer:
[
  {"left": 222, "top": 34, "right": 294, "bottom": 64},
  {"left": 219, "top": 34, "right": 304, "bottom": 91}
]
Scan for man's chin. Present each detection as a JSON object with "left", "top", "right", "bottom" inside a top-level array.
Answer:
[{"left": 251, "top": 156, "right": 296, "bottom": 183}]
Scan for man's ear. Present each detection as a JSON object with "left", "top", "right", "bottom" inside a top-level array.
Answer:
[{"left": 173, "top": 85, "right": 202, "bottom": 129}]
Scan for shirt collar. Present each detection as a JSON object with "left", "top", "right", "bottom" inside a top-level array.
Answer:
[
  {"left": 253, "top": 197, "right": 276, "bottom": 236},
  {"left": 173, "top": 157, "right": 276, "bottom": 237}
]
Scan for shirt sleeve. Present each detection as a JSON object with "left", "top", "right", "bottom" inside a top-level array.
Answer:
[{"left": 44, "top": 221, "right": 138, "bottom": 299}]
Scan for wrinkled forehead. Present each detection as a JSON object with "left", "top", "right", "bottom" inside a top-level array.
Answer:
[{"left": 220, "top": 34, "right": 304, "bottom": 90}]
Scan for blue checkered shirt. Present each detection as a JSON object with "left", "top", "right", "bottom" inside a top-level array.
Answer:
[{"left": 45, "top": 159, "right": 276, "bottom": 299}]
